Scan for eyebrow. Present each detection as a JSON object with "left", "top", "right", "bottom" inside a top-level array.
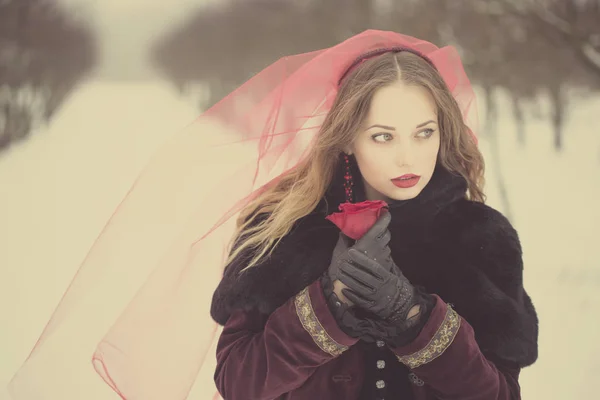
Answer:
[{"left": 365, "top": 120, "right": 437, "bottom": 131}]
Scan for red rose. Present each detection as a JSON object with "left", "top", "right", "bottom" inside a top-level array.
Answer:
[{"left": 325, "top": 200, "right": 389, "bottom": 240}]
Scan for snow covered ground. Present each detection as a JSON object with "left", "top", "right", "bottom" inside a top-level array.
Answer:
[{"left": 0, "top": 80, "right": 599, "bottom": 399}]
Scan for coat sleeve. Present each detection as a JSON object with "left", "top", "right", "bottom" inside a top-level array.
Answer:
[
  {"left": 214, "top": 278, "right": 359, "bottom": 400},
  {"left": 388, "top": 204, "right": 538, "bottom": 400},
  {"left": 389, "top": 297, "right": 522, "bottom": 399}
]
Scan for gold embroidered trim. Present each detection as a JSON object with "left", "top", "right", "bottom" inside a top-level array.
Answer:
[
  {"left": 294, "top": 287, "right": 348, "bottom": 357},
  {"left": 397, "top": 306, "right": 461, "bottom": 369}
]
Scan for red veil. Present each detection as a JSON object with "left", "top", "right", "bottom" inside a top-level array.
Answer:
[{"left": 7, "top": 30, "right": 478, "bottom": 399}]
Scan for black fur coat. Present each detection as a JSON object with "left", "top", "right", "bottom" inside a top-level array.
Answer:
[{"left": 211, "top": 160, "right": 539, "bottom": 368}]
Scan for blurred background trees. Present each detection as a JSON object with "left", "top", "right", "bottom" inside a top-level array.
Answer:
[
  {"left": 0, "top": 0, "right": 97, "bottom": 152},
  {"left": 147, "top": 0, "right": 599, "bottom": 220},
  {"left": 151, "top": 0, "right": 600, "bottom": 152},
  {"left": 2, "top": 0, "right": 597, "bottom": 217}
]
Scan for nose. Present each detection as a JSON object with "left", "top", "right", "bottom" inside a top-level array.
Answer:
[{"left": 394, "top": 138, "right": 414, "bottom": 167}]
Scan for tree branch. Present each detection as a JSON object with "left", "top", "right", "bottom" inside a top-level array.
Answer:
[
  {"left": 499, "top": 0, "right": 600, "bottom": 80},
  {"left": 581, "top": 40, "right": 600, "bottom": 76}
]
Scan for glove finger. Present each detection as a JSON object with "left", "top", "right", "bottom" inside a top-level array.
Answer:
[
  {"left": 339, "top": 260, "right": 382, "bottom": 290},
  {"left": 354, "top": 211, "right": 391, "bottom": 252},
  {"left": 347, "top": 248, "right": 389, "bottom": 278},
  {"left": 338, "top": 268, "right": 376, "bottom": 293},
  {"left": 342, "top": 288, "right": 374, "bottom": 309},
  {"left": 362, "top": 242, "right": 391, "bottom": 265},
  {"left": 380, "top": 245, "right": 392, "bottom": 262},
  {"left": 352, "top": 247, "right": 404, "bottom": 279},
  {"left": 333, "top": 232, "right": 351, "bottom": 253},
  {"left": 378, "top": 230, "right": 392, "bottom": 248},
  {"left": 361, "top": 231, "right": 392, "bottom": 262}
]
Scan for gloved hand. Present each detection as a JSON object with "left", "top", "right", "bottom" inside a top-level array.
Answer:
[
  {"left": 337, "top": 244, "right": 422, "bottom": 325},
  {"left": 321, "top": 272, "right": 383, "bottom": 339},
  {"left": 324, "top": 211, "right": 433, "bottom": 341},
  {"left": 327, "top": 211, "right": 393, "bottom": 286}
]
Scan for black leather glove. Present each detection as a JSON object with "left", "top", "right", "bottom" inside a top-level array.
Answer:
[
  {"left": 324, "top": 211, "right": 433, "bottom": 341},
  {"left": 326, "top": 211, "right": 393, "bottom": 286},
  {"left": 337, "top": 246, "right": 422, "bottom": 325},
  {"left": 321, "top": 272, "right": 383, "bottom": 339}
]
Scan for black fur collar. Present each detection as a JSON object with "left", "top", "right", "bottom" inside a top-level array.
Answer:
[
  {"left": 211, "top": 160, "right": 467, "bottom": 323},
  {"left": 210, "top": 159, "right": 538, "bottom": 367}
]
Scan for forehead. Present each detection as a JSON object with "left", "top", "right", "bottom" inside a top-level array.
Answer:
[{"left": 364, "top": 82, "right": 437, "bottom": 127}]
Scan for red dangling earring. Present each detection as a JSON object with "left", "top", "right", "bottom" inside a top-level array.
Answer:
[{"left": 343, "top": 153, "right": 354, "bottom": 203}]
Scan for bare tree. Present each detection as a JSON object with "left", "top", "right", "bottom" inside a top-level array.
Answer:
[
  {"left": 500, "top": 0, "right": 600, "bottom": 79},
  {"left": 150, "top": 0, "right": 387, "bottom": 109},
  {"left": 495, "top": 0, "right": 600, "bottom": 150},
  {"left": 0, "top": 0, "right": 97, "bottom": 152}
]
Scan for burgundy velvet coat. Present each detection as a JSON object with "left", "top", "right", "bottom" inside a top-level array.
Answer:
[{"left": 210, "top": 166, "right": 538, "bottom": 400}]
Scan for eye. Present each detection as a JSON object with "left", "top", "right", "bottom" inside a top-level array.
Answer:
[
  {"left": 417, "top": 128, "right": 435, "bottom": 139},
  {"left": 371, "top": 133, "right": 393, "bottom": 143}
]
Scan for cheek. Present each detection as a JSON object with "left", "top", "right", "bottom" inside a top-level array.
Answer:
[
  {"left": 421, "top": 138, "right": 441, "bottom": 168},
  {"left": 356, "top": 151, "right": 384, "bottom": 176},
  {"left": 354, "top": 146, "right": 389, "bottom": 181}
]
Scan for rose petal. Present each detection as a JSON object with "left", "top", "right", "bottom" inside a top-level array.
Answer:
[{"left": 325, "top": 200, "right": 388, "bottom": 239}]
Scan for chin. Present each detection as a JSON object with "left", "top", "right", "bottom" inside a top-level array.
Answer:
[{"left": 386, "top": 184, "right": 424, "bottom": 201}]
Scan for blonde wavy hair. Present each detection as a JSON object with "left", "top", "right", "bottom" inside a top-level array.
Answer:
[{"left": 225, "top": 51, "right": 485, "bottom": 272}]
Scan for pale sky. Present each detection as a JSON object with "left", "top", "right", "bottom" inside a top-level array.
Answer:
[{"left": 56, "top": 0, "right": 223, "bottom": 80}]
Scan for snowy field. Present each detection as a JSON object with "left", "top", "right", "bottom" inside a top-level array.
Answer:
[{"left": 1, "top": 79, "right": 599, "bottom": 399}]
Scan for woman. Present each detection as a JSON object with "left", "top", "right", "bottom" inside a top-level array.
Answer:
[
  {"left": 210, "top": 36, "right": 538, "bottom": 399},
  {"left": 7, "top": 31, "right": 537, "bottom": 400}
]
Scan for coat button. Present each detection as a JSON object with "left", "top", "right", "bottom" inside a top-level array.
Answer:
[
  {"left": 375, "top": 380, "right": 386, "bottom": 389},
  {"left": 376, "top": 360, "right": 386, "bottom": 369},
  {"left": 376, "top": 340, "right": 385, "bottom": 348}
]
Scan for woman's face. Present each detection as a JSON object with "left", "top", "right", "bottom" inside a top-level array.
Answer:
[{"left": 349, "top": 81, "right": 441, "bottom": 202}]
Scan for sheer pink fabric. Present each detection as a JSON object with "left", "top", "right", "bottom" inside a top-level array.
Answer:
[{"left": 7, "top": 30, "right": 478, "bottom": 399}]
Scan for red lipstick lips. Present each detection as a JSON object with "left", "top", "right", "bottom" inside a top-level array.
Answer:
[{"left": 391, "top": 174, "right": 420, "bottom": 188}]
